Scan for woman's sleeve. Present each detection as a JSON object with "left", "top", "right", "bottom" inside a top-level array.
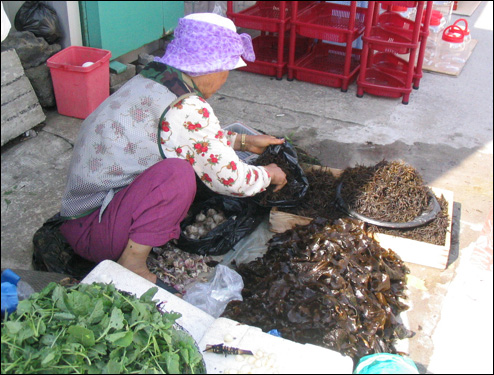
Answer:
[{"left": 160, "top": 96, "right": 271, "bottom": 197}]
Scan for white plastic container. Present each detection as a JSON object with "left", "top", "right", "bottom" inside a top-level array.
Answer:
[
  {"left": 453, "top": 18, "right": 471, "bottom": 46},
  {"left": 433, "top": 1, "right": 453, "bottom": 24},
  {"left": 423, "top": 10, "right": 446, "bottom": 65},
  {"left": 434, "top": 24, "right": 466, "bottom": 74}
]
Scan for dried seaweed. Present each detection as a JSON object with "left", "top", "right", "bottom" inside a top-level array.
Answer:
[
  {"left": 222, "top": 217, "right": 413, "bottom": 361},
  {"left": 253, "top": 151, "right": 300, "bottom": 205},
  {"left": 339, "top": 160, "right": 430, "bottom": 223},
  {"left": 281, "top": 160, "right": 450, "bottom": 245},
  {"left": 283, "top": 168, "right": 342, "bottom": 221},
  {"left": 368, "top": 195, "right": 450, "bottom": 245}
]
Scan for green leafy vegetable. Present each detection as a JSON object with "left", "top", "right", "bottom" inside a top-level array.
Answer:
[{"left": 1, "top": 282, "right": 205, "bottom": 374}]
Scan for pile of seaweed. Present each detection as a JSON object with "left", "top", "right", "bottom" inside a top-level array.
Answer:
[
  {"left": 278, "top": 160, "right": 449, "bottom": 246},
  {"left": 222, "top": 217, "right": 413, "bottom": 361},
  {"left": 253, "top": 149, "right": 301, "bottom": 206},
  {"left": 283, "top": 167, "right": 341, "bottom": 221},
  {"left": 338, "top": 160, "right": 450, "bottom": 245},
  {"left": 339, "top": 160, "right": 430, "bottom": 223}
]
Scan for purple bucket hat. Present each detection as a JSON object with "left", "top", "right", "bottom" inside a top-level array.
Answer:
[{"left": 155, "top": 13, "right": 255, "bottom": 76}]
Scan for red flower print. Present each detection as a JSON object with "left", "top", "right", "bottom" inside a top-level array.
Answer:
[
  {"left": 198, "top": 108, "right": 209, "bottom": 118},
  {"left": 185, "top": 122, "right": 202, "bottom": 131},
  {"left": 175, "top": 147, "right": 182, "bottom": 155},
  {"left": 215, "top": 130, "right": 224, "bottom": 139},
  {"left": 201, "top": 142, "right": 209, "bottom": 153},
  {"left": 221, "top": 177, "right": 235, "bottom": 186},
  {"left": 174, "top": 100, "right": 183, "bottom": 109},
  {"left": 227, "top": 141, "right": 231, "bottom": 146},
  {"left": 198, "top": 97, "right": 206, "bottom": 103},
  {"left": 227, "top": 130, "right": 234, "bottom": 136},
  {"left": 208, "top": 154, "right": 219, "bottom": 164},
  {"left": 254, "top": 170, "right": 259, "bottom": 181},
  {"left": 186, "top": 152, "right": 195, "bottom": 165},
  {"left": 228, "top": 161, "right": 237, "bottom": 171},
  {"left": 246, "top": 172, "right": 251, "bottom": 184},
  {"left": 161, "top": 120, "right": 170, "bottom": 132},
  {"left": 201, "top": 173, "right": 212, "bottom": 183}
]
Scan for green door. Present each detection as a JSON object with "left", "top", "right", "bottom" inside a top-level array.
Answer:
[{"left": 80, "top": 1, "right": 184, "bottom": 59}]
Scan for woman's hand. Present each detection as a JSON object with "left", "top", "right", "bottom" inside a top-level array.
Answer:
[
  {"left": 235, "top": 134, "right": 285, "bottom": 154},
  {"left": 263, "top": 163, "right": 287, "bottom": 192}
]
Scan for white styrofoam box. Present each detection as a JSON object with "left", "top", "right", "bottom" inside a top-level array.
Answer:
[
  {"left": 222, "top": 122, "right": 261, "bottom": 163},
  {"left": 200, "top": 317, "right": 354, "bottom": 374},
  {"left": 81, "top": 260, "right": 215, "bottom": 343},
  {"left": 82, "top": 261, "right": 354, "bottom": 374}
]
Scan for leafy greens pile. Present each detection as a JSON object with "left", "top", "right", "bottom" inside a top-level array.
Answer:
[{"left": 1, "top": 282, "right": 205, "bottom": 374}]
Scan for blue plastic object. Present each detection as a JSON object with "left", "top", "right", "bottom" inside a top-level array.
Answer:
[
  {"left": 354, "top": 353, "right": 419, "bottom": 374},
  {"left": 1, "top": 269, "right": 21, "bottom": 315},
  {"left": 268, "top": 329, "right": 282, "bottom": 337}
]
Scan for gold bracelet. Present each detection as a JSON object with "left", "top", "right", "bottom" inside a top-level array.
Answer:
[{"left": 241, "top": 133, "right": 247, "bottom": 152}]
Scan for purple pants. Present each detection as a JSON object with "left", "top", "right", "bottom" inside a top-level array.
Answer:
[{"left": 60, "top": 159, "right": 196, "bottom": 263}]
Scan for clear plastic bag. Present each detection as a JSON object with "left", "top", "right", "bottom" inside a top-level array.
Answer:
[{"left": 184, "top": 265, "right": 243, "bottom": 318}]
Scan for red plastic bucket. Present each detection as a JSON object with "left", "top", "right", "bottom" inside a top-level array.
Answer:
[{"left": 47, "top": 46, "right": 111, "bottom": 119}]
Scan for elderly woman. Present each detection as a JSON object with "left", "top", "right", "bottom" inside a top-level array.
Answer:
[{"left": 59, "top": 13, "right": 287, "bottom": 289}]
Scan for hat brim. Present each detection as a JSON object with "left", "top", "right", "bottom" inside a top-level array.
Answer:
[{"left": 233, "top": 57, "right": 247, "bottom": 69}]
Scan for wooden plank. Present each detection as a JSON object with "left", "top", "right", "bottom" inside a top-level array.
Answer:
[
  {"left": 269, "top": 165, "right": 455, "bottom": 270},
  {"left": 1, "top": 49, "right": 45, "bottom": 146},
  {"left": 370, "top": 187, "right": 454, "bottom": 270}
]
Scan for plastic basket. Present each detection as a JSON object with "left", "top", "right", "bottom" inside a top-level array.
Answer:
[
  {"left": 239, "top": 33, "right": 313, "bottom": 77},
  {"left": 293, "top": 2, "right": 366, "bottom": 43},
  {"left": 359, "top": 68, "right": 407, "bottom": 98},
  {"left": 290, "top": 42, "right": 361, "bottom": 88},
  {"left": 370, "top": 52, "right": 410, "bottom": 80},
  {"left": 378, "top": 1, "right": 417, "bottom": 7},
  {"left": 227, "top": 1, "right": 289, "bottom": 32},
  {"left": 47, "top": 46, "right": 111, "bottom": 119},
  {"left": 378, "top": 11, "right": 416, "bottom": 39},
  {"left": 364, "top": 26, "right": 416, "bottom": 54}
]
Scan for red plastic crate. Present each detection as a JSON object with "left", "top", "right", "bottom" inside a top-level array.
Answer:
[
  {"left": 227, "top": 1, "right": 290, "bottom": 32},
  {"left": 293, "top": 2, "right": 367, "bottom": 43},
  {"left": 290, "top": 42, "right": 361, "bottom": 88},
  {"left": 239, "top": 33, "right": 313, "bottom": 77},
  {"left": 378, "top": 1, "right": 418, "bottom": 7},
  {"left": 359, "top": 68, "right": 407, "bottom": 98},
  {"left": 364, "top": 26, "right": 416, "bottom": 54},
  {"left": 378, "top": 11, "right": 416, "bottom": 39},
  {"left": 369, "top": 52, "right": 410, "bottom": 81}
]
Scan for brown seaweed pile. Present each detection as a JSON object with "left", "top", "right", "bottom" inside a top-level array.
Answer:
[
  {"left": 368, "top": 195, "right": 450, "bottom": 245},
  {"left": 338, "top": 160, "right": 450, "bottom": 245},
  {"left": 222, "top": 217, "right": 413, "bottom": 361},
  {"left": 339, "top": 160, "right": 429, "bottom": 223},
  {"left": 253, "top": 151, "right": 300, "bottom": 205},
  {"left": 283, "top": 167, "right": 342, "bottom": 221}
]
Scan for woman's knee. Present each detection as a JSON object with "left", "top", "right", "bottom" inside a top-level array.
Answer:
[{"left": 154, "top": 159, "right": 196, "bottom": 201}]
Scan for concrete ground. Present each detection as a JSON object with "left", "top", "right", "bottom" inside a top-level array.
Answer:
[{"left": 1, "top": 2, "right": 492, "bottom": 373}]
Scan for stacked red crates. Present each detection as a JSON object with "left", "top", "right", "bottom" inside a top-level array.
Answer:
[
  {"left": 288, "top": 1, "right": 367, "bottom": 91},
  {"left": 226, "top": 1, "right": 315, "bottom": 80},
  {"left": 356, "top": 1, "right": 433, "bottom": 104}
]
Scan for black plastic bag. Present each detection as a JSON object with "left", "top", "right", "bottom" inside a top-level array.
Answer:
[
  {"left": 250, "top": 141, "right": 309, "bottom": 208},
  {"left": 32, "top": 213, "right": 96, "bottom": 279},
  {"left": 14, "top": 1, "right": 62, "bottom": 44},
  {"left": 177, "top": 196, "right": 265, "bottom": 256}
]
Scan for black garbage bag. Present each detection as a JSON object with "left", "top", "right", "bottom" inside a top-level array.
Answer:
[
  {"left": 32, "top": 213, "right": 96, "bottom": 279},
  {"left": 250, "top": 141, "right": 309, "bottom": 208},
  {"left": 14, "top": 1, "right": 62, "bottom": 44},
  {"left": 177, "top": 196, "right": 265, "bottom": 256}
]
